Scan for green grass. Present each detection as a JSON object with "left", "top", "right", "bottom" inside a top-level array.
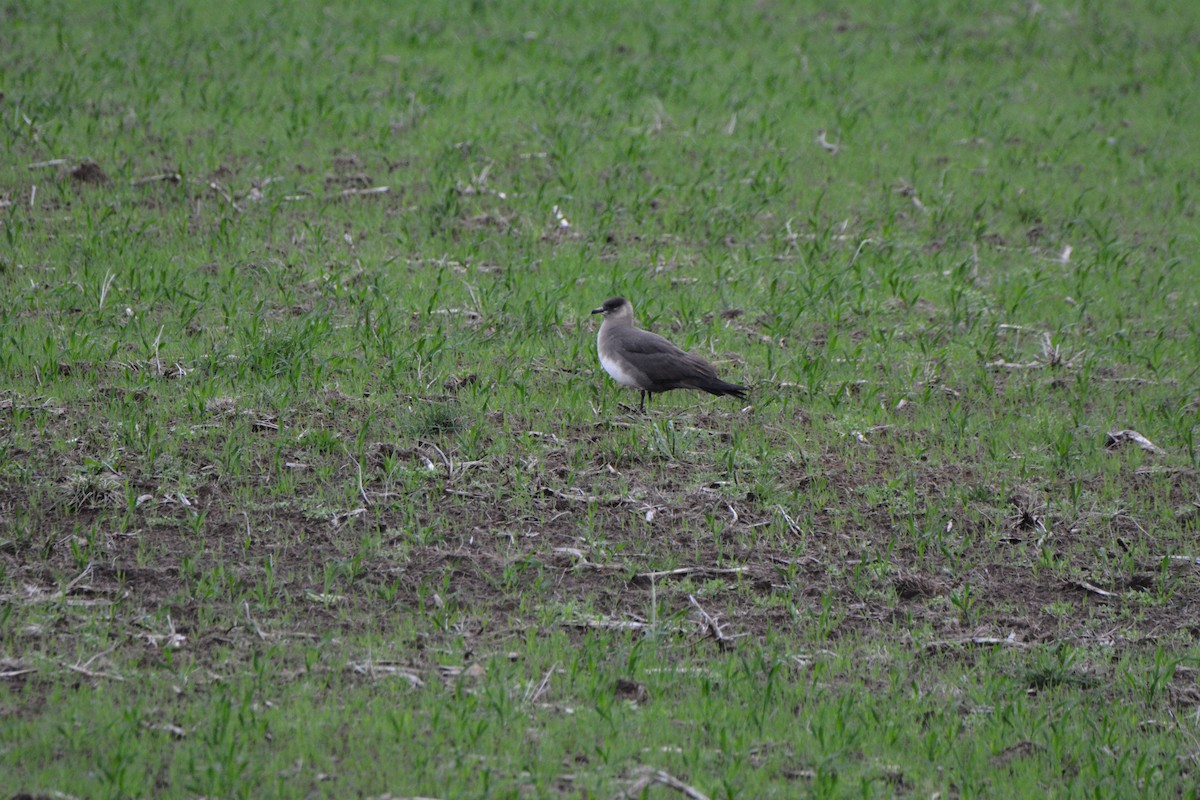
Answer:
[{"left": 3, "top": 0, "right": 1200, "bottom": 796}]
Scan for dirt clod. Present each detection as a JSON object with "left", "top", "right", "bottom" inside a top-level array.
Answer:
[{"left": 70, "top": 160, "right": 108, "bottom": 184}]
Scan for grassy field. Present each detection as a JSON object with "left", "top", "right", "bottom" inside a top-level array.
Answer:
[{"left": 3, "top": 0, "right": 1200, "bottom": 796}]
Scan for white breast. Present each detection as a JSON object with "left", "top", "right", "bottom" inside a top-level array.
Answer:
[{"left": 600, "top": 352, "right": 641, "bottom": 388}]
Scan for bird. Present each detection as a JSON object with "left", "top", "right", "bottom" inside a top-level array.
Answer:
[{"left": 591, "top": 296, "right": 748, "bottom": 412}]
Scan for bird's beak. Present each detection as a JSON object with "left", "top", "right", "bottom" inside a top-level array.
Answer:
[{"left": 590, "top": 306, "right": 604, "bottom": 315}]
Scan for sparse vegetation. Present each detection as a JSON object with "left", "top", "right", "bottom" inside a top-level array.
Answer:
[{"left": 2, "top": 0, "right": 1200, "bottom": 797}]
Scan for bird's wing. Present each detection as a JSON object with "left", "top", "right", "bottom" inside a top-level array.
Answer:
[
  {"left": 622, "top": 329, "right": 690, "bottom": 358},
  {"left": 621, "top": 331, "right": 720, "bottom": 389}
]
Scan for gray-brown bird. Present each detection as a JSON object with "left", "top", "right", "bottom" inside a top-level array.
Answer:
[{"left": 591, "top": 296, "right": 747, "bottom": 412}]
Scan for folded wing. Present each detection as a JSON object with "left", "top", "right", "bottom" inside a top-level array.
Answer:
[{"left": 622, "top": 330, "right": 746, "bottom": 397}]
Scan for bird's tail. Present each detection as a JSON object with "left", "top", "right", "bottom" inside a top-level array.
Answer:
[{"left": 700, "top": 379, "right": 748, "bottom": 399}]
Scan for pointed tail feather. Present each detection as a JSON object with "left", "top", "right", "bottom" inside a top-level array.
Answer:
[{"left": 700, "top": 379, "right": 748, "bottom": 399}]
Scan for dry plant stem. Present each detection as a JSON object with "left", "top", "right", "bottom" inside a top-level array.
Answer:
[
  {"left": 626, "top": 766, "right": 711, "bottom": 800},
  {"left": 688, "top": 594, "right": 745, "bottom": 650}
]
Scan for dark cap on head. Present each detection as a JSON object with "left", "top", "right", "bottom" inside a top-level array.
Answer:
[{"left": 591, "top": 297, "right": 628, "bottom": 315}]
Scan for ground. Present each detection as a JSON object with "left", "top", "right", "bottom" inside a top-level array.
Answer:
[{"left": 2, "top": 1, "right": 1200, "bottom": 797}]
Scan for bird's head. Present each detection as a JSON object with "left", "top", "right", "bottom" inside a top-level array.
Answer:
[{"left": 591, "top": 296, "right": 633, "bottom": 322}]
